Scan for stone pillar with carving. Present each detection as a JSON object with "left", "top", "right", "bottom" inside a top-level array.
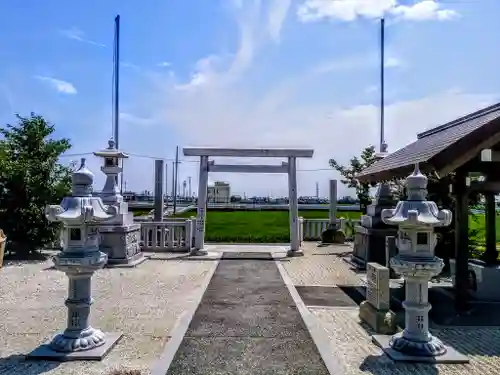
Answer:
[
  {"left": 372, "top": 164, "right": 468, "bottom": 363},
  {"left": 93, "top": 139, "right": 146, "bottom": 266},
  {"left": 28, "top": 158, "right": 122, "bottom": 360}
]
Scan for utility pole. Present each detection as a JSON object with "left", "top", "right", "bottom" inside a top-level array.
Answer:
[
  {"left": 165, "top": 162, "right": 168, "bottom": 204},
  {"left": 188, "top": 176, "right": 192, "bottom": 200},
  {"left": 173, "top": 146, "right": 180, "bottom": 214},
  {"left": 171, "top": 161, "right": 175, "bottom": 199},
  {"left": 316, "top": 182, "right": 319, "bottom": 198}
]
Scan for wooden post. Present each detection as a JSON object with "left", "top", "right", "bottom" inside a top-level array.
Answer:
[{"left": 454, "top": 170, "right": 470, "bottom": 313}]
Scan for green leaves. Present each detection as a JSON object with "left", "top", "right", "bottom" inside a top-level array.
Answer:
[
  {"left": 0, "top": 114, "right": 72, "bottom": 255},
  {"left": 329, "top": 145, "right": 377, "bottom": 214}
]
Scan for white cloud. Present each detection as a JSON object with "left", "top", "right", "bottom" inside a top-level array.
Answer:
[
  {"left": 58, "top": 27, "right": 106, "bottom": 47},
  {"left": 153, "top": 64, "right": 496, "bottom": 197},
  {"left": 119, "top": 112, "right": 156, "bottom": 126},
  {"left": 313, "top": 54, "right": 403, "bottom": 74},
  {"left": 391, "top": 0, "right": 458, "bottom": 21},
  {"left": 267, "top": 0, "right": 292, "bottom": 43},
  {"left": 34, "top": 76, "right": 77, "bottom": 95},
  {"left": 297, "top": 0, "right": 458, "bottom": 23},
  {"left": 121, "top": 62, "right": 140, "bottom": 70},
  {"left": 108, "top": 1, "right": 490, "bottom": 197},
  {"left": 384, "top": 56, "right": 402, "bottom": 68},
  {"left": 157, "top": 61, "right": 171, "bottom": 68}
]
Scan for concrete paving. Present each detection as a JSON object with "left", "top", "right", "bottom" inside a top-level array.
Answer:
[{"left": 163, "top": 252, "right": 330, "bottom": 375}]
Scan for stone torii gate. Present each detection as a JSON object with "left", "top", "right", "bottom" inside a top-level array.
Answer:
[{"left": 183, "top": 147, "right": 314, "bottom": 257}]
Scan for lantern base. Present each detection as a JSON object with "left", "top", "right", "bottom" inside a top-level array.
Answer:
[
  {"left": 27, "top": 332, "right": 122, "bottom": 361},
  {"left": 372, "top": 334, "right": 469, "bottom": 363}
]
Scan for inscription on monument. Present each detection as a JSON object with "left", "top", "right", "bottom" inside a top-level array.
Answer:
[{"left": 366, "top": 262, "right": 390, "bottom": 311}]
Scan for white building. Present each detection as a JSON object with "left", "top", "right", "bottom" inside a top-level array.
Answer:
[{"left": 207, "top": 181, "right": 231, "bottom": 203}]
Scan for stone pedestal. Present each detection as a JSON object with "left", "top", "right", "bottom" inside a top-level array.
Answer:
[
  {"left": 350, "top": 183, "right": 397, "bottom": 270},
  {"left": 360, "top": 302, "right": 396, "bottom": 334},
  {"left": 351, "top": 226, "right": 397, "bottom": 269},
  {"left": 99, "top": 223, "right": 144, "bottom": 267},
  {"left": 93, "top": 140, "right": 147, "bottom": 267}
]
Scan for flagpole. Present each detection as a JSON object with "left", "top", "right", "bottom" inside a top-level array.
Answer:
[{"left": 380, "top": 17, "right": 386, "bottom": 153}]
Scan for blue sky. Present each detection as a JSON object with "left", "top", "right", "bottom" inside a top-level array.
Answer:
[{"left": 0, "top": 0, "right": 498, "bottom": 197}]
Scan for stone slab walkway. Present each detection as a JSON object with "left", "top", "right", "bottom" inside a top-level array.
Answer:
[{"left": 163, "top": 252, "right": 330, "bottom": 375}]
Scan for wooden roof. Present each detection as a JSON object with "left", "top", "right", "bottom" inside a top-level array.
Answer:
[{"left": 357, "top": 102, "right": 500, "bottom": 182}]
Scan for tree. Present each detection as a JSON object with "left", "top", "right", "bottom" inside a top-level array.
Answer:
[
  {"left": 329, "top": 145, "right": 377, "bottom": 214},
  {"left": 0, "top": 114, "right": 72, "bottom": 256}
]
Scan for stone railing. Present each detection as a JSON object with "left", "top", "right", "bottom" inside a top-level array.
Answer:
[
  {"left": 301, "top": 218, "right": 360, "bottom": 241},
  {"left": 140, "top": 218, "right": 195, "bottom": 252}
]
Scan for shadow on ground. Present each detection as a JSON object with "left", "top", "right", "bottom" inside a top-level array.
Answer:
[
  {"left": 359, "top": 354, "right": 439, "bottom": 375},
  {"left": 0, "top": 354, "right": 60, "bottom": 374},
  {"left": 2, "top": 250, "right": 49, "bottom": 267}
]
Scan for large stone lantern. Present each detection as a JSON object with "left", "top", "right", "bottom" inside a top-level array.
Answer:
[
  {"left": 28, "top": 158, "right": 122, "bottom": 360},
  {"left": 372, "top": 164, "right": 468, "bottom": 363},
  {"left": 93, "top": 139, "right": 145, "bottom": 267}
]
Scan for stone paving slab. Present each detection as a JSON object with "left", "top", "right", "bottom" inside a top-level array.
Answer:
[
  {"left": 202, "top": 282, "right": 295, "bottom": 306},
  {"left": 166, "top": 337, "right": 330, "bottom": 375},
  {"left": 282, "top": 243, "right": 363, "bottom": 287},
  {"left": 164, "top": 252, "right": 330, "bottom": 375},
  {"left": 186, "top": 303, "right": 306, "bottom": 338}
]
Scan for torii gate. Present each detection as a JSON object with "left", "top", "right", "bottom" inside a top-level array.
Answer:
[{"left": 183, "top": 147, "right": 314, "bottom": 257}]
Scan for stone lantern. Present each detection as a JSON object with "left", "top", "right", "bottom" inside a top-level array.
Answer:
[
  {"left": 93, "top": 139, "right": 145, "bottom": 267},
  {"left": 372, "top": 164, "right": 468, "bottom": 363},
  {"left": 28, "top": 158, "right": 122, "bottom": 360}
]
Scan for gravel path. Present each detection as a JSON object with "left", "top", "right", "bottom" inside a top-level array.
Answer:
[{"left": 0, "top": 253, "right": 217, "bottom": 375}]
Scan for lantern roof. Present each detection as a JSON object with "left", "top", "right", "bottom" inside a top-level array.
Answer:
[
  {"left": 93, "top": 139, "right": 129, "bottom": 159},
  {"left": 381, "top": 164, "right": 452, "bottom": 227}
]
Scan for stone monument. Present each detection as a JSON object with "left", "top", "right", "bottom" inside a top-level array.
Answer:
[
  {"left": 28, "top": 158, "right": 122, "bottom": 360},
  {"left": 93, "top": 139, "right": 146, "bottom": 267},
  {"left": 359, "top": 262, "right": 396, "bottom": 334},
  {"left": 372, "top": 164, "right": 469, "bottom": 363},
  {"left": 320, "top": 179, "right": 346, "bottom": 244},
  {"left": 350, "top": 152, "right": 397, "bottom": 269}
]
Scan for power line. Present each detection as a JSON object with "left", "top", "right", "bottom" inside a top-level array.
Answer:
[{"left": 58, "top": 151, "right": 334, "bottom": 172}]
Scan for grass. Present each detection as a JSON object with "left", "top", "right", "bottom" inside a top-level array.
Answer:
[
  {"left": 469, "top": 213, "right": 500, "bottom": 242},
  {"left": 170, "top": 209, "right": 500, "bottom": 246},
  {"left": 173, "top": 209, "right": 362, "bottom": 243}
]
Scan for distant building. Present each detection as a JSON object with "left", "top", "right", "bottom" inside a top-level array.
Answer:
[{"left": 208, "top": 181, "right": 231, "bottom": 203}]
